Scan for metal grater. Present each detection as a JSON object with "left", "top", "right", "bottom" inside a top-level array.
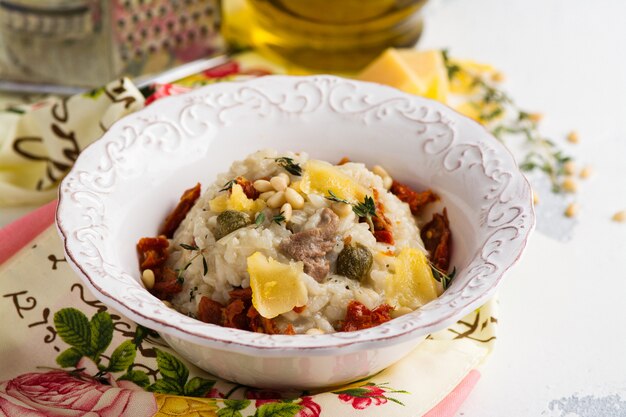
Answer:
[{"left": 0, "top": 0, "right": 224, "bottom": 88}]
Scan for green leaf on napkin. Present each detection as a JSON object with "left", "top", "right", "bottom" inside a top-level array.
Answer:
[
  {"left": 184, "top": 376, "right": 216, "bottom": 397},
  {"left": 53, "top": 308, "right": 91, "bottom": 353},
  {"left": 254, "top": 402, "right": 303, "bottom": 417},
  {"left": 55, "top": 347, "right": 83, "bottom": 368},
  {"left": 147, "top": 378, "right": 184, "bottom": 395},
  {"left": 107, "top": 340, "right": 137, "bottom": 372},
  {"left": 89, "top": 311, "right": 113, "bottom": 357},
  {"left": 118, "top": 370, "right": 150, "bottom": 388},
  {"left": 155, "top": 348, "right": 189, "bottom": 387}
]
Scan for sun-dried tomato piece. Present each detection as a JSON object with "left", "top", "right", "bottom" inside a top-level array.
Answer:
[
  {"left": 160, "top": 183, "right": 201, "bottom": 238},
  {"left": 137, "top": 236, "right": 169, "bottom": 270},
  {"left": 371, "top": 189, "right": 394, "bottom": 245},
  {"left": 283, "top": 324, "right": 296, "bottom": 335},
  {"left": 390, "top": 180, "right": 438, "bottom": 216},
  {"left": 198, "top": 296, "right": 224, "bottom": 325},
  {"left": 292, "top": 305, "right": 306, "bottom": 314},
  {"left": 373, "top": 230, "right": 394, "bottom": 244},
  {"left": 420, "top": 208, "right": 452, "bottom": 272},
  {"left": 340, "top": 301, "right": 394, "bottom": 332},
  {"left": 337, "top": 157, "right": 351, "bottom": 165},
  {"left": 151, "top": 267, "right": 183, "bottom": 300},
  {"left": 223, "top": 298, "right": 249, "bottom": 330},
  {"left": 235, "top": 177, "right": 260, "bottom": 200},
  {"left": 228, "top": 286, "right": 253, "bottom": 301}
]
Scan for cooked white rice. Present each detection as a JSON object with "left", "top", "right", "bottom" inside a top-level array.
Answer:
[{"left": 168, "top": 149, "right": 428, "bottom": 334}]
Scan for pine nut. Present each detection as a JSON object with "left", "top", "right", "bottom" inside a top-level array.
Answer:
[
  {"left": 253, "top": 179, "right": 273, "bottom": 192},
  {"left": 372, "top": 165, "right": 389, "bottom": 178},
  {"left": 383, "top": 176, "right": 393, "bottom": 190},
  {"left": 285, "top": 187, "right": 305, "bottom": 209},
  {"left": 567, "top": 131, "right": 579, "bottom": 144},
  {"left": 281, "top": 203, "right": 293, "bottom": 222},
  {"left": 270, "top": 176, "right": 288, "bottom": 191},
  {"left": 579, "top": 165, "right": 593, "bottom": 179},
  {"left": 307, "top": 193, "right": 327, "bottom": 208},
  {"left": 562, "top": 177, "right": 577, "bottom": 193},
  {"left": 267, "top": 191, "right": 286, "bottom": 208},
  {"left": 306, "top": 328, "right": 325, "bottom": 335},
  {"left": 278, "top": 172, "right": 291, "bottom": 185},
  {"left": 259, "top": 191, "right": 276, "bottom": 201},
  {"left": 564, "top": 202, "right": 579, "bottom": 218},
  {"left": 563, "top": 161, "right": 577, "bottom": 175},
  {"left": 162, "top": 300, "right": 173, "bottom": 308},
  {"left": 612, "top": 210, "right": 626, "bottom": 223},
  {"left": 141, "top": 269, "right": 155, "bottom": 290},
  {"left": 332, "top": 202, "right": 353, "bottom": 217}
]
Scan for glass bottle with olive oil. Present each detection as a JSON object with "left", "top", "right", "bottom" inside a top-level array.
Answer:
[{"left": 222, "top": 0, "right": 428, "bottom": 73}]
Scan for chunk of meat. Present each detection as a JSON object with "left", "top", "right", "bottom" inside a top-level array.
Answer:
[
  {"left": 390, "top": 180, "right": 438, "bottom": 215},
  {"left": 420, "top": 208, "right": 452, "bottom": 272},
  {"left": 279, "top": 208, "right": 339, "bottom": 281},
  {"left": 197, "top": 296, "right": 224, "bottom": 325},
  {"left": 235, "top": 176, "right": 260, "bottom": 200},
  {"left": 160, "top": 183, "right": 201, "bottom": 238},
  {"left": 339, "top": 301, "right": 394, "bottom": 332},
  {"left": 137, "top": 236, "right": 169, "bottom": 270}
]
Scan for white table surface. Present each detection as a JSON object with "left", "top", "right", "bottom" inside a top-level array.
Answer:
[{"left": 1, "top": 1, "right": 625, "bottom": 416}]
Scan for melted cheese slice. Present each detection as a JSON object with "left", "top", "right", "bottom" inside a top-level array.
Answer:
[
  {"left": 247, "top": 252, "right": 308, "bottom": 319},
  {"left": 385, "top": 247, "right": 439, "bottom": 310}
]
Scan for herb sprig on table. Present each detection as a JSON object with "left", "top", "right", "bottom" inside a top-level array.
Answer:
[{"left": 442, "top": 49, "right": 572, "bottom": 193}]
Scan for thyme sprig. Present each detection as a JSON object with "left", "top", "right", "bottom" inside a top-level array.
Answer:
[
  {"left": 219, "top": 179, "right": 236, "bottom": 192},
  {"left": 272, "top": 212, "right": 286, "bottom": 225},
  {"left": 273, "top": 157, "right": 302, "bottom": 176},
  {"left": 177, "top": 243, "right": 208, "bottom": 283},
  {"left": 442, "top": 49, "right": 572, "bottom": 193},
  {"left": 431, "top": 265, "right": 457, "bottom": 290},
  {"left": 326, "top": 190, "right": 377, "bottom": 231}
]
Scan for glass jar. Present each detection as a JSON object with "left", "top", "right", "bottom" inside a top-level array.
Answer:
[{"left": 223, "top": 0, "right": 427, "bottom": 73}]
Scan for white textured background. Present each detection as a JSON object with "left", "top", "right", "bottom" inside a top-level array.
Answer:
[{"left": 421, "top": 1, "right": 626, "bottom": 416}]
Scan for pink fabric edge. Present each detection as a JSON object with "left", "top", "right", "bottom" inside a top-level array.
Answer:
[
  {"left": 423, "top": 369, "right": 481, "bottom": 417},
  {"left": 0, "top": 200, "right": 57, "bottom": 265},
  {"left": 0, "top": 200, "right": 480, "bottom": 417}
]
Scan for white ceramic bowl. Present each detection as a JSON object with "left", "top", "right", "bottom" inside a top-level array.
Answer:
[{"left": 57, "top": 75, "right": 534, "bottom": 389}]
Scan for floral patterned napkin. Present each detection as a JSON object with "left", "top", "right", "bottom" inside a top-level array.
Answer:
[
  {"left": 0, "top": 53, "right": 497, "bottom": 416},
  {"left": 0, "top": 206, "right": 496, "bottom": 417}
]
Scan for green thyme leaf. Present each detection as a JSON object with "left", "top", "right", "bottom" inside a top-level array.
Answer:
[
  {"left": 255, "top": 212, "right": 266, "bottom": 227},
  {"left": 220, "top": 179, "right": 237, "bottom": 192},
  {"left": 272, "top": 212, "right": 286, "bottom": 225},
  {"left": 431, "top": 265, "right": 457, "bottom": 290},
  {"left": 325, "top": 190, "right": 350, "bottom": 205},
  {"left": 180, "top": 243, "right": 199, "bottom": 251},
  {"left": 202, "top": 256, "right": 208, "bottom": 276},
  {"left": 353, "top": 195, "right": 377, "bottom": 219},
  {"left": 274, "top": 157, "right": 302, "bottom": 176}
]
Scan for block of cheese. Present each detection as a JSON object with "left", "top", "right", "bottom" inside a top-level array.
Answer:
[
  {"left": 396, "top": 49, "right": 450, "bottom": 102},
  {"left": 358, "top": 49, "right": 427, "bottom": 96},
  {"left": 358, "top": 48, "right": 449, "bottom": 102}
]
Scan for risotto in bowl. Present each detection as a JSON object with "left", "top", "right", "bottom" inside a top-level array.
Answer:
[
  {"left": 57, "top": 75, "right": 534, "bottom": 388},
  {"left": 139, "top": 150, "right": 451, "bottom": 336}
]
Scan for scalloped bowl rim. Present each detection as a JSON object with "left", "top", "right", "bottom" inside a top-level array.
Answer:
[{"left": 56, "top": 75, "right": 535, "bottom": 356}]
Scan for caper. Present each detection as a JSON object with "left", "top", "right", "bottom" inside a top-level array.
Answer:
[
  {"left": 336, "top": 243, "right": 373, "bottom": 282},
  {"left": 214, "top": 210, "right": 251, "bottom": 240}
]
